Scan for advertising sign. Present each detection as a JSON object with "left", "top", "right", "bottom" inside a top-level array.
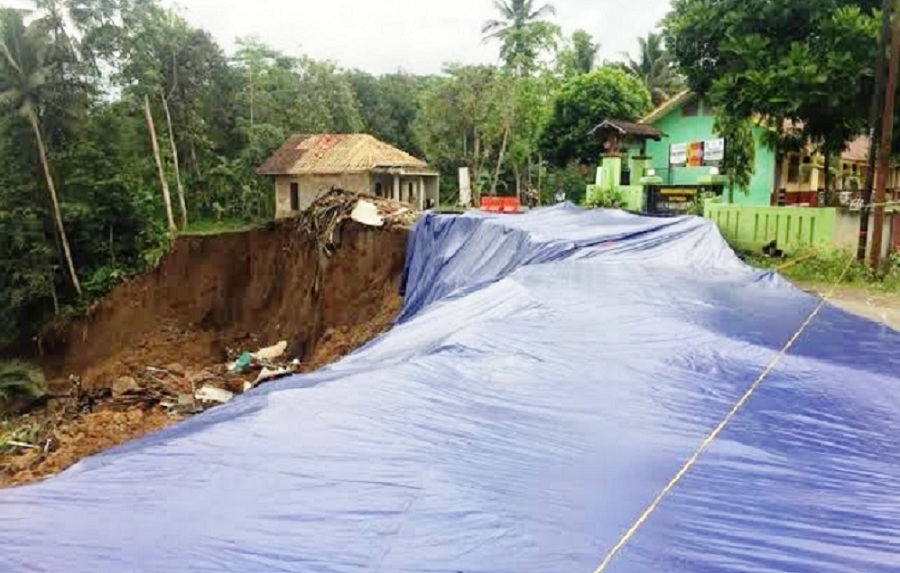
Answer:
[
  {"left": 670, "top": 143, "right": 687, "bottom": 167},
  {"left": 704, "top": 138, "right": 725, "bottom": 163},
  {"left": 688, "top": 142, "right": 704, "bottom": 167}
]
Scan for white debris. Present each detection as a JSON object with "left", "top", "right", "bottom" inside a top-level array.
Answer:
[
  {"left": 350, "top": 200, "right": 385, "bottom": 227},
  {"left": 194, "top": 386, "right": 234, "bottom": 404},
  {"left": 255, "top": 367, "right": 293, "bottom": 384},
  {"left": 252, "top": 340, "right": 288, "bottom": 361}
]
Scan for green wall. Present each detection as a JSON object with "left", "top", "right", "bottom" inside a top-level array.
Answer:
[{"left": 643, "top": 99, "right": 775, "bottom": 206}]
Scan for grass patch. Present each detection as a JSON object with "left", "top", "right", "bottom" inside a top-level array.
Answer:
[
  {"left": 744, "top": 248, "right": 900, "bottom": 292},
  {"left": 0, "top": 417, "right": 47, "bottom": 455},
  {"left": 181, "top": 219, "right": 263, "bottom": 236},
  {"left": 0, "top": 361, "right": 45, "bottom": 405}
]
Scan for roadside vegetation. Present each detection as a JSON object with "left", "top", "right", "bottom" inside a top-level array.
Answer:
[{"left": 746, "top": 248, "right": 900, "bottom": 292}]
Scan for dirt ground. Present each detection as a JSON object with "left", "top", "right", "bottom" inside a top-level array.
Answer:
[
  {"left": 1, "top": 216, "right": 409, "bottom": 488},
  {"left": 798, "top": 282, "right": 900, "bottom": 331}
]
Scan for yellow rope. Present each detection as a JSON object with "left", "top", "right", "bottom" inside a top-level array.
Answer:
[
  {"left": 589, "top": 257, "right": 856, "bottom": 573},
  {"left": 774, "top": 251, "right": 817, "bottom": 272}
]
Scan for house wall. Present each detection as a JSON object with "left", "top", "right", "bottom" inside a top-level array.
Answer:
[
  {"left": 776, "top": 154, "right": 870, "bottom": 193},
  {"left": 274, "top": 173, "right": 374, "bottom": 218},
  {"left": 644, "top": 99, "right": 776, "bottom": 206}
]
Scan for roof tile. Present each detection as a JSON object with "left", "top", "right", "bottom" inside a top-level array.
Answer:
[{"left": 257, "top": 134, "right": 432, "bottom": 175}]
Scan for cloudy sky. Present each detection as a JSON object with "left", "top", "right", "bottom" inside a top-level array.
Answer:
[{"left": 169, "top": 0, "right": 672, "bottom": 74}]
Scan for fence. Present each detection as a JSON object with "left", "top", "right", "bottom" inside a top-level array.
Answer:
[
  {"left": 704, "top": 200, "right": 898, "bottom": 257},
  {"left": 704, "top": 201, "right": 838, "bottom": 251}
]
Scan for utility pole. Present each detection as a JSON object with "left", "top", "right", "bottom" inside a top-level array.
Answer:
[
  {"left": 858, "top": 0, "right": 892, "bottom": 262},
  {"left": 871, "top": 0, "right": 900, "bottom": 271}
]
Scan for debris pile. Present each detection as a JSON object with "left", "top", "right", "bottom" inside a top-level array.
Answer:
[
  {"left": 300, "top": 187, "right": 419, "bottom": 254},
  {"left": 0, "top": 339, "right": 306, "bottom": 485}
]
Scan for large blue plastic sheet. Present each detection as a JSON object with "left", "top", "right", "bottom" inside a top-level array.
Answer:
[{"left": 3, "top": 204, "right": 900, "bottom": 573}]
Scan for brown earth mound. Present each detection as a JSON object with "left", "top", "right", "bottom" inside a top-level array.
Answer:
[{"left": 2, "top": 211, "right": 410, "bottom": 487}]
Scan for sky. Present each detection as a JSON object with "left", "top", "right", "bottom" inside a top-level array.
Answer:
[{"left": 170, "top": 0, "right": 672, "bottom": 75}]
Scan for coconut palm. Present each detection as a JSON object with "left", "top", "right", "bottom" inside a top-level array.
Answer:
[
  {"left": 482, "top": 0, "right": 558, "bottom": 73},
  {"left": 624, "top": 32, "right": 682, "bottom": 106},
  {"left": 0, "top": 8, "right": 81, "bottom": 295}
]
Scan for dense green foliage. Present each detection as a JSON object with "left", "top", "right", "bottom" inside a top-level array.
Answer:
[
  {"left": 0, "top": 0, "right": 662, "bottom": 351},
  {"left": 665, "top": 0, "right": 881, "bottom": 175},
  {"left": 713, "top": 112, "right": 756, "bottom": 201},
  {"left": 7, "top": 0, "right": 888, "bottom": 350},
  {"left": 540, "top": 68, "right": 652, "bottom": 165},
  {"left": 557, "top": 30, "right": 599, "bottom": 77}
]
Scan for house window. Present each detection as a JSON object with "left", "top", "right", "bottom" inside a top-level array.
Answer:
[
  {"left": 375, "top": 182, "right": 383, "bottom": 197},
  {"left": 681, "top": 100, "right": 699, "bottom": 117},
  {"left": 290, "top": 182, "right": 300, "bottom": 211},
  {"left": 787, "top": 155, "right": 801, "bottom": 183}
]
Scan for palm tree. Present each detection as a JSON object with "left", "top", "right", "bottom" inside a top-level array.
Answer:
[
  {"left": 482, "top": 0, "right": 557, "bottom": 73},
  {"left": 624, "top": 32, "right": 682, "bottom": 106},
  {"left": 0, "top": 8, "right": 81, "bottom": 296}
]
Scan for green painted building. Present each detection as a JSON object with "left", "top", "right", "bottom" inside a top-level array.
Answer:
[{"left": 639, "top": 92, "right": 775, "bottom": 206}]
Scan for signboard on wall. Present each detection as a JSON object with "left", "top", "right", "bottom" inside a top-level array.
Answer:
[
  {"left": 703, "top": 138, "right": 725, "bottom": 163},
  {"left": 670, "top": 143, "right": 687, "bottom": 167},
  {"left": 688, "top": 142, "right": 704, "bottom": 167},
  {"left": 670, "top": 139, "right": 726, "bottom": 168}
]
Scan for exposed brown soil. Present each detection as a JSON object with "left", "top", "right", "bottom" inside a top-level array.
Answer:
[
  {"left": 2, "top": 218, "right": 409, "bottom": 487},
  {"left": 43, "top": 220, "right": 409, "bottom": 386}
]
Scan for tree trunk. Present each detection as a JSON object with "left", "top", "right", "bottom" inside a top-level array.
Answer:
[
  {"left": 49, "top": 270, "right": 59, "bottom": 316},
  {"left": 473, "top": 135, "right": 482, "bottom": 204},
  {"left": 144, "top": 95, "right": 176, "bottom": 233},
  {"left": 26, "top": 106, "right": 81, "bottom": 296},
  {"left": 489, "top": 124, "right": 511, "bottom": 197},
  {"left": 537, "top": 153, "right": 544, "bottom": 206},
  {"left": 823, "top": 152, "right": 832, "bottom": 206},
  {"left": 161, "top": 93, "right": 188, "bottom": 229},
  {"left": 858, "top": 0, "right": 892, "bottom": 262},
  {"left": 872, "top": 0, "right": 900, "bottom": 270},
  {"left": 515, "top": 164, "right": 522, "bottom": 204}
]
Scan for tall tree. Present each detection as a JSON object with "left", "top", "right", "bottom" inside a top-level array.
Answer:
[
  {"left": 414, "top": 65, "right": 501, "bottom": 200},
  {"left": 541, "top": 66, "right": 652, "bottom": 166},
  {"left": 347, "top": 70, "right": 425, "bottom": 155},
  {"left": 0, "top": 8, "right": 81, "bottom": 295},
  {"left": 482, "top": 0, "right": 560, "bottom": 74},
  {"left": 665, "top": 0, "right": 880, "bottom": 192},
  {"left": 557, "top": 30, "right": 599, "bottom": 77},
  {"left": 624, "top": 31, "right": 682, "bottom": 105}
]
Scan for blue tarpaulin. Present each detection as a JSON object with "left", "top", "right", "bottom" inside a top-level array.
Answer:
[{"left": 2, "top": 204, "right": 900, "bottom": 573}]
